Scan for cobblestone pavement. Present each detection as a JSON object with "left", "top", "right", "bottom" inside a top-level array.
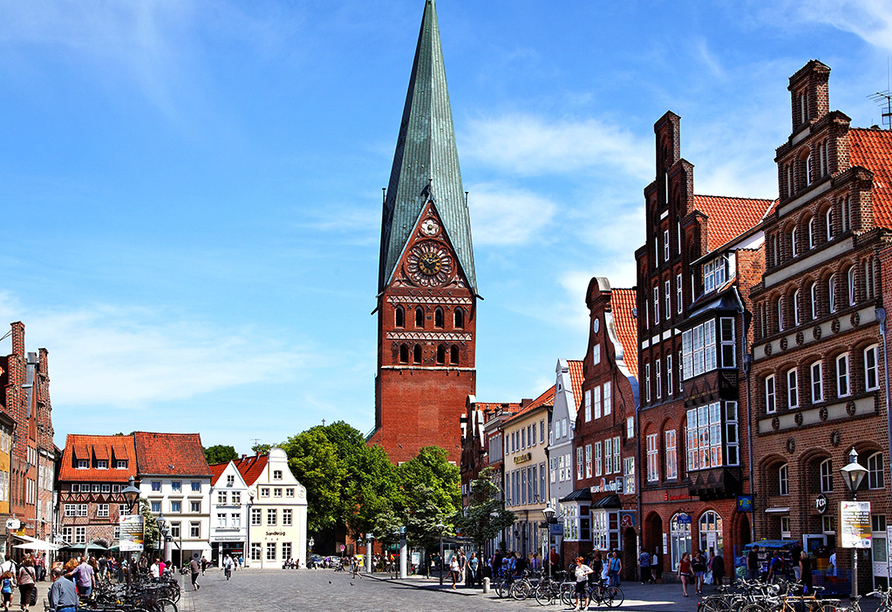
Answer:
[{"left": 185, "top": 568, "right": 883, "bottom": 612}]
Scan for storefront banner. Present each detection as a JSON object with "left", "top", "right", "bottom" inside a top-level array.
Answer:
[
  {"left": 119, "top": 515, "right": 144, "bottom": 552},
  {"left": 840, "top": 501, "right": 871, "bottom": 549}
]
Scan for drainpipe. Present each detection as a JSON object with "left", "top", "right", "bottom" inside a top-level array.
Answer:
[
  {"left": 736, "top": 287, "right": 756, "bottom": 543},
  {"left": 877, "top": 308, "right": 892, "bottom": 496}
]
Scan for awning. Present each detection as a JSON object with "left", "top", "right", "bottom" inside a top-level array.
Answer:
[
  {"left": 592, "top": 494, "right": 622, "bottom": 509},
  {"left": 764, "top": 507, "right": 790, "bottom": 514},
  {"left": 14, "top": 540, "right": 59, "bottom": 551}
]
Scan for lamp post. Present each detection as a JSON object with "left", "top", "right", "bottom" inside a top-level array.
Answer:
[
  {"left": 436, "top": 523, "right": 445, "bottom": 585},
  {"left": 121, "top": 475, "right": 141, "bottom": 584},
  {"left": 366, "top": 533, "right": 374, "bottom": 574},
  {"left": 156, "top": 513, "right": 168, "bottom": 563},
  {"left": 840, "top": 447, "right": 868, "bottom": 599},
  {"left": 542, "top": 503, "right": 555, "bottom": 579}
]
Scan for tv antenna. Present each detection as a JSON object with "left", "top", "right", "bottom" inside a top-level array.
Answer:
[{"left": 868, "top": 91, "right": 891, "bottom": 130}]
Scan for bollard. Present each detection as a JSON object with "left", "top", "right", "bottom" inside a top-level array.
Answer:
[{"left": 482, "top": 577, "right": 490, "bottom": 593}]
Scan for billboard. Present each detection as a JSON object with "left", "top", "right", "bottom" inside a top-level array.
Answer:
[
  {"left": 119, "top": 515, "right": 144, "bottom": 552},
  {"left": 840, "top": 501, "right": 871, "bottom": 549}
]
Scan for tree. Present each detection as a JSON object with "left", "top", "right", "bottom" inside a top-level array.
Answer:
[
  {"left": 396, "top": 446, "right": 460, "bottom": 515},
  {"left": 137, "top": 498, "right": 161, "bottom": 552},
  {"left": 251, "top": 442, "right": 272, "bottom": 455},
  {"left": 281, "top": 428, "right": 346, "bottom": 533},
  {"left": 203, "top": 444, "right": 238, "bottom": 465},
  {"left": 452, "top": 466, "right": 515, "bottom": 553}
]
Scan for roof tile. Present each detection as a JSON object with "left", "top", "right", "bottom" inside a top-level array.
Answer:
[
  {"left": 58, "top": 434, "right": 137, "bottom": 483},
  {"left": 133, "top": 431, "right": 212, "bottom": 477},
  {"left": 693, "top": 195, "right": 775, "bottom": 252},
  {"left": 232, "top": 454, "right": 269, "bottom": 487},
  {"left": 849, "top": 128, "right": 892, "bottom": 228},
  {"left": 611, "top": 288, "right": 639, "bottom": 381}
]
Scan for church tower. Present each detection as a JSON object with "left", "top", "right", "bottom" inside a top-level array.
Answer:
[{"left": 369, "top": 0, "right": 477, "bottom": 465}]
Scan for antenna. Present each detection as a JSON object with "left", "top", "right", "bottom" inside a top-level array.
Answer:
[{"left": 869, "top": 90, "right": 892, "bottom": 130}]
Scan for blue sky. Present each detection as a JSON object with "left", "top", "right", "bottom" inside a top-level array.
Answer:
[{"left": 1, "top": 0, "right": 891, "bottom": 454}]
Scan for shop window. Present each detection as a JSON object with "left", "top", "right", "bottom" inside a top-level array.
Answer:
[
  {"left": 670, "top": 514, "right": 692, "bottom": 572},
  {"left": 699, "top": 511, "right": 724, "bottom": 557}
]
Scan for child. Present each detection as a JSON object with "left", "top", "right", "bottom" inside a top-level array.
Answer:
[{"left": 0, "top": 571, "right": 14, "bottom": 612}]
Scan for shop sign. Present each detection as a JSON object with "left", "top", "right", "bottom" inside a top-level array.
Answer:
[
  {"left": 265, "top": 531, "right": 285, "bottom": 538},
  {"left": 619, "top": 512, "right": 635, "bottom": 528},
  {"left": 737, "top": 495, "right": 754, "bottom": 512},
  {"left": 514, "top": 452, "right": 532, "bottom": 465},
  {"left": 590, "top": 478, "right": 623, "bottom": 493},
  {"left": 815, "top": 494, "right": 828, "bottom": 514},
  {"left": 840, "top": 501, "right": 871, "bottom": 549},
  {"left": 675, "top": 514, "right": 692, "bottom": 525}
]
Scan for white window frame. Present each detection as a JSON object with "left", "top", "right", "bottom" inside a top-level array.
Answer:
[
  {"left": 868, "top": 453, "right": 884, "bottom": 490},
  {"left": 665, "top": 430, "right": 677, "bottom": 480},
  {"left": 654, "top": 286, "right": 660, "bottom": 324},
  {"left": 667, "top": 355, "right": 674, "bottom": 395},
  {"left": 646, "top": 434, "right": 659, "bottom": 482},
  {"left": 829, "top": 274, "right": 837, "bottom": 313},
  {"left": 676, "top": 274, "right": 683, "bottom": 313},
  {"left": 848, "top": 267, "right": 857, "bottom": 306},
  {"left": 665, "top": 280, "right": 671, "bottom": 321},
  {"left": 866, "top": 345, "right": 880, "bottom": 391},
  {"left": 787, "top": 368, "right": 799, "bottom": 410},
  {"left": 793, "top": 290, "right": 801, "bottom": 326},
  {"left": 810, "top": 282, "right": 818, "bottom": 320},
  {"left": 779, "top": 464, "right": 789, "bottom": 496},
  {"left": 837, "top": 353, "right": 850, "bottom": 397},
  {"left": 656, "top": 359, "right": 662, "bottom": 400},
  {"left": 811, "top": 361, "right": 824, "bottom": 403},
  {"left": 603, "top": 381, "right": 612, "bottom": 416},
  {"left": 766, "top": 375, "right": 776, "bottom": 414},
  {"left": 820, "top": 458, "right": 834, "bottom": 493}
]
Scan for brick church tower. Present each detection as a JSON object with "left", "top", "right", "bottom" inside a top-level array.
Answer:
[{"left": 368, "top": 0, "right": 478, "bottom": 465}]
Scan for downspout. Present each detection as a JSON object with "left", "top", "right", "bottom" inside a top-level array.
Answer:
[
  {"left": 877, "top": 308, "right": 892, "bottom": 499},
  {"left": 735, "top": 287, "right": 756, "bottom": 543}
]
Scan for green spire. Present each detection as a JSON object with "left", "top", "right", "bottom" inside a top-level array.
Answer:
[{"left": 378, "top": 0, "right": 477, "bottom": 294}]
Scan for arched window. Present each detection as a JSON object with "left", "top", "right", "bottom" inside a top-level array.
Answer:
[
  {"left": 415, "top": 307, "right": 424, "bottom": 328},
  {"left": 809, "top": 282, "right": 818, "bottom": 320},
  {"left": 779, "top": 464, "right": 789, "bottom": 496},
  {"left": 790, "top": 227, "right": 798, "bottom": 257},
  {"left": 828, "top": 274, "right": 837, "bottom": 313},
  {"left": 841, "top": 197, "right": 850, "bottom": 233},
  {"left": 395, "top": 306, "right": 405, "bottom": 328},
  {"left": 805, "top": 153, "right": 813, "bottom": 185},
  {"left": 399, "top": 344, "right": 409, "bottom": 364},
  {"left": 450, "top": 346, "right": 459, "bottom": 365},
  {"left": 777, "top": 297, "right": 784, "bottom": 332},
  {"left": 847, "top": 266, "right": 856, "bottom": 306},
  {"left": 436, "top": 345, "right": 445, "bottom": 365},
  {"left": 868, "top": 452, "right": 885, "bottom": 490},
  {"left": 434, "top": 307, "right": 444, "bottom": 329},
  {"left": 669, "top": 513, "right": 692, "bottom": 571},
  {"left": 699, "top": 511, "right": 724, "bottom": 558},
  {"left": 808, "top": 217, "right": 816, "bottom": 249},
  {"left": 454, "top": 308, "right": 464, "bottom": 329},
  {"left": 793, "top": 290, "right": 801, "bottom": 326},
  {"left": 413, "top": 344, "right": 422, "bottom": 364},
  {"left": 825, "top": 208, "right": 834, "bottom": 241},
  {"left": 820, "top": 458, "right": 834, "bottom": 493}
]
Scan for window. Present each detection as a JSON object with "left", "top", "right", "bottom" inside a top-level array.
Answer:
[
  {"left": 665, "top": 430, "right": 677, "bottom": 480},
  {"left": 436, "top": 345, "right": 445, "bottom": 364},
  {"left": 151, "top": 501, "right": 162, "bottom": 513},
  {"left": 191, "top": 481, "right": 201, "bottom": 492},
  {"left": 686, "top": 403, "right": 724, "bottom": 470},
  {"left": 806, "top": 153, "right": 813, "bottom": 185},
  {"left": 251, "top": 508, "right": 261, "bottom": 526},
  {"left": 719, "top": 318, "right": 735, "bottom": 368},
  {"left": 787, "top": 368, "right": 799, "bottom": 409},
  {"left": 594, "top": 386, "right": 602, "bottom": 420},
  {"left": 594, "top": 441, "right": 602, "bottom": 477},
  {"left": 399, "top": 344, "right": 408, "bottom": 364},
  {"left": 646, "top": 434, "right": 659, "bottom": 482},
  {"left": 677, "top": 274, "right": 683, "bottom": 313},
  {"left": 232, "top": 492, "right": 240, "bottom": 504},
  {"left": 190, "top": 501, "right": 201, "bottom": 513},
  {"left": 76, "top": 460, "right": 88, "bottom": 469},
  {"left": 655, "top": 359, "right": 662, "bottom": 399},
  {"left": 170, "top": 501, "right": 181, "bottom": 513},
  {"left": 96, "top": 460, "right": 108, "bottom": 469},
  {"left": 766, "top": 375, "right": 776, "bottom": 413},
  {"left": 415, "top": 307, "right": 424, "bottom": 327},
  {"left": 75, "top": 527, "right": 86, "bottom": 544},
  {"left": 811, "top": 361, "right": 824, "bottom": 403},
  {"left": 226, "top": 475, "right": 235, "bottom": 486},
  {"left": 841, "top": 197, "right": 850, "bottom": 232},
  {"left": 777, "top": 297, "right": 784, "bottom": 332},
  {"left": 791, "top": 227, "right": 798, "bottom": 257},
  {"left": 101, "top": 484, "right": 111, "bottom": 493},
  {"left": 273, "top": 470, "right": 283, "bottom": 480},
  {"left": 820, "top": 459, "right": 834, "bottom": 493},
  {"left": 170, "top": 522, "right": 180, "bottom": 538},
  {"left": 267, "top": 509, "right": 277, "bottom": 525},
  {"left": 592, "top": 344, "right": 601, "bottom": 365},
  {"left": 654, "top": 286, "right": 660, "bottom": 323},
  {"left": 231, "top": 512, "right": 240, "bottom": 526},
  {"left": 667, "top": 355, "right": 674, "bottom": 395},
  {"left": 848, "top": 267, "right": 857, "bottom": 306},
  {"left": 266, "top": 543, "right": 276, "bottom": 561},
  {"left": 217, "top": 513, "right": 227, "bottom": 527},
  {"left": 395, "top": 306, "right": 404, "bottom": 328},
  {"left": 866, "top": 345, "right": 880, "bottom": 391},
  {"left": 261, "top": 487, "right": 270, "bottom": 497},
  {"left": 151, "top": 481, "right": 161, "bottom": 492},
  {"left": 868, "top": 453, "right": 884, "bottom": 490},
  {"left": 665, "top": 280, "right": 671, "bottom": 320},
  {"left": 584, "top": 390, "right": 592, "bottom": 422},
  {"left": 645, "top": 363, "right": 651, "bottom": 403},
  {"left": 664, "top": 229, "right": 670, "bottom": 261},
  {"left": 64, "top": 504, "right": 88, "bottom": 517},
  {"left": 826, "top": 209, "right": 834, "bottom": 241},
  {"left": 808, "top": 217, "right": 816, "bottom": 249},
  {"left": 779, "top": 464, "right": 789, "bottom": 496},
  {"left": 434, "top": 307, "right": 444, "bottom": 328},
  {"left": 793, "top": 290, "right": 801, "bottom": 326},
  {"left": 626, "top": 416, "right": 634, "bottom": 440},
  {"left": 836, "top": 353, "right": 850, "bottom": 397},
  {"left": 251, "top": 542, "right": 262, "bottom": 561},
  {"left": 726, "top": 402, "right": 739, "bottom": 466},
  {"left": 282, "top": 542, "right": 292, "bottom": 561},
  {"left": 283, "top": 509, "right": 293, "bottom": 526},
  {"left": 604, "top": 381, "right": 612, "bottom": 416},
  {"left": 171, "top": 481, "right": 182, "bottom": 492},
  {"left": 218, "top": 491, "right": 227, "bottom": 504},
  {"left": 190, "top": 522, "right": 200, "bottom": 538},
  {"left": 703, "top": 255, "right": 728, "bottom": 294},
  {"left": 454, "top": 309, "right": 464, "bottom": 329},
  {"left": 583, "top": 445, "right": 591, "bottom": 479},
  {"left": 681, "top": 319, "right": 717, "bottom": 380},
  {"left": 810, "top": 282, "right": 818, "bottom": 320},
  {"left": 413, "top": 344, "right": 422, "bottom": 364},
  {"left": 604, "top": 437, "right": 613, "bottom": 474},
  {"left": 450, "top": 346, "right": 459, "bottom": 365}
]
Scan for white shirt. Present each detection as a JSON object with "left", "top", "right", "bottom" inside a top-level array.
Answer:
[
  {"left": 150, "top": 563, "right": 159, "bottom": 578},
  {"left": 575, "top": 564, "right": 593, "bottom": 583}
]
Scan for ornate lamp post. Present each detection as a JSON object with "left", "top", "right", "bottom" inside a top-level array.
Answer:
[
  {"left": 542, "top": 503, "right": 555, "bottom": 579},
  {"left": 839, "top": 448, "right": 868, "bottom": 599},
  {"left": 121, "top": 476, "right": 142, "bottom": 584},
  {"left": 366, "top": 533, "right": 374, "bottom": 573}
]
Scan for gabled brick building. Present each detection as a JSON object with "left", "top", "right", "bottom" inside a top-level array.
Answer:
[
  {"left": 750, "top": 60, "right": 892, "bottom": 591},
  {"left": 636, "top": 111, "right": 773, "bottom": 576}
]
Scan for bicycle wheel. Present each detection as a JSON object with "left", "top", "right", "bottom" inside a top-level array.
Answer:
[
  {"left": 738, "top": 604, "right": 770, "bottom": 612},
  {"left": 699, "top": 596, "right": 732, "bottom": 612},
  {"left": 534, "top": 583, "right": 552, "bottom": 606},
  {"left": 560, "top": 583, "right": 574, "bottom": 606},
  {"left": 157, "top": 598, "right": 178, "bottom": 612},
  {"left": 511, "top": 580, "right": 531, "bottom": 600},
  {"left": 495, "top": 579, "right": 506, "bottom": 598},
  {"left": 603, "top": 586, "right": 624, "bottom": 607}
]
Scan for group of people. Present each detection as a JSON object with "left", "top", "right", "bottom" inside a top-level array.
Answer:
[
  {"left": 447, "top": 550, "right": 482, "bottom": 589},
  {"left": 746, "top": 544, "right": 824, "bottom": 595},
  {"left": 676, "top": 549, "right": 725, "bottom": 597},
  {"left": 568, "top": 551, "right": 622, "bottom": 612}
]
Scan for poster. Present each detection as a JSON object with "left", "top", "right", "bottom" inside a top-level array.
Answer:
[
  {"left": 840, "top": 501, "right": 871, "bottom": 549},
  {"left": 119, "top": 515, "right": 144, "bottom": 552}
]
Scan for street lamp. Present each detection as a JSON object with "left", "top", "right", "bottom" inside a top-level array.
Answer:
[
  {"left": 156, "top": 513, "right": 168, "bottom": 563},
  {"left": 121, "top": 476, "right": 141, "bottom": 584},
  {"left": 543, "top": 503, "right": 555, "bottom": 579},
  {"left": 840, "top": 448, "right": 868, "bottom": 599},
  {"left": 436, "top": 523, "right": 445, "bottom": 585},
  {"left": 366, "top": 533, "right": 374, "bottom": 574}
]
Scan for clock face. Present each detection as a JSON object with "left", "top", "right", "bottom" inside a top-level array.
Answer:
[
  {"left": 406, "top": 242, "right": 453, "bottom": 286},
  {"left": 421, "top": 219, "right": 440, "bottom": 236}
]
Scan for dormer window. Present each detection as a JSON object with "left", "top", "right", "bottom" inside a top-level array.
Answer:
[
  {"left": 96, "top": 460, "right": 108, "bottom": 469},
  {"left": 115, "top": 460, "right": 127, "bottom": 469},
  {"left": 76, "top": 460, "right": 88, "bottom": 469}
]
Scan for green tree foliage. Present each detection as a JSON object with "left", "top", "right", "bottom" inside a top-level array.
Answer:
[
  {"left": 203, "top": 444, "right": 238, "bottom": 465},
  {"left": 281, "top": 428, "right": 346, "bottom": 533},
  {"left": 138, "top": 498, "right": 160, "bottom": 552},
  {"left": 452, "top": 466, "right": 515, "bottom": 552},
  {"left": 396, "top": 446, "right": 460, "bottom": 515}
]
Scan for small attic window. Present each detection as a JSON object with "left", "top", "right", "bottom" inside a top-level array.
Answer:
[
  {"left": 76, "top": 460, "right": 88, "bottom": 469},
  {"left": 96, "top": 460, "right": 108, "bottom": 469},
  {"left": 226, "top": 475, "right": 235, "bottom": 487}
]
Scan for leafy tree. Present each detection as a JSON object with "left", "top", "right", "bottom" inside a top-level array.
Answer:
[
  {"left": 251, "top": 442, "right": 272, "bottom": 455},
  {"left": 396, "top": 446, "right": 460, "bottom": 515},
  {"left": 281, "top": 428, "right": 346, "bottom": 533},
  {"left": 137, "top": 498, "right": 161, "bottom": 552},
  {"left": 452, "top": 466, "right": 515, "bottom": 552},
  {"left": 203, "top": 444, "right": 238, "bottom": 465}
]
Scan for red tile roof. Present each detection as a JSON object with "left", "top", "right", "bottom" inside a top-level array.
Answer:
[
  {"left": 611, "top": 288, "right": 639, "bottom": 381},
  {"left": 232, "top": 454, "right": 268, "bottom": 487},
  {"left": 58, "top": 434, "right": 136, "bottom": 483},
  {"left": 503, "top": 385, "right": 555, "bottom": 424},
  {"left": 567, "top": 360, "right": 584, "bottom": 408},
  {"left": 133, "top": 431, "right": 212, "bottom": 477},
  {"left": 693, "top": 195, "right": 775, "bottom": 252},
  {"left": 208, "top": 462, "right": 228, "bottom": 486},
  {"left": 849, "top": 128, "right": 892, "bottom": 228}
]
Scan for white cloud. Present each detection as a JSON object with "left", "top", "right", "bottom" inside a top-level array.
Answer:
[
  {"left": 461, "top": 113, "right": 652, "bottom": 180},
  {"left": 0, "top": 293, "right": 310, "bottom": 408},
  {"left": 775, "top": 0, "right": 892, "bottom": 53},
  {"left": 468, "top": 183, "right": 557, "bottom": 246}
]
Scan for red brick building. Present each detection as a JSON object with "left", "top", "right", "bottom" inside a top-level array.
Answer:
[
  {"left": 636, "top": 111, "right": 773, "bottom": 577},
  {"left": 750, "top": 60, "right": 892, "bottom": 591},
  {"left": 369, "top": 0, "right": 477, "bottom": 465},
  {"left": 563, "top": 279, "right": 639, "bottom": 574}
]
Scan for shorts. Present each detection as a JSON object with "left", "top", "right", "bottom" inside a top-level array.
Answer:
[{"left": 575, "top": 581, "right": 588, "bottom": 595}]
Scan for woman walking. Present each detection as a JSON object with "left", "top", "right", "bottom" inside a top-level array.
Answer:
[
  {"left": 16, "top": 560, "right": 36, "bottom": 612},
  {"left": 799, "top": 551, "right": 813, "bottom": 595},
  {"left": 449, "top": 555, "right": 460, "bottom": 589},
  {"left": 677, "top": 552, "right": 692, "bottom": 597},
  {"left": 691, "top": 550, "right": 706, "bottom": 595},
  {"left": 573, "top": 556, "right": 594, "bottom": 612}
]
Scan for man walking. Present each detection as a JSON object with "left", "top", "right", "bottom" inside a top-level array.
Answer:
[{"left": 638, "top": 549, "right": 652, "bottom": 584}]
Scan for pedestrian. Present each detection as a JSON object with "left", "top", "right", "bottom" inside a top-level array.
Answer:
[
  {"left": 638, "top": 549, "right": 651, "bottom": 584},
  {"left": 677, "top": 552, "right": 692, "bottom": 597},
  {"left": 189, "top": 556, "right": 200, "bottom": 591},
  {"left": 47, "top": 567, "right": 77, "bottom": 612},
  {"left": 798, "top": 551, "right": 812, "bottom": 594},
  {"left": 16, "top": 558, "right": 36, "bottom": 612},
  {"left": 449, "top": 554, "right": 460, "bottom": 589},
  {"left": 711, "top": 551, "right": 725, "bottom": 586},
  {"left": 767, "top": 550, "right": 785, "bottom": 584},
  {"left": 223, "top": 554, "right": 233, "bottom": 580},
  {"left": 467, "top": 552, "right": 479, "bottom": 588},
  {"left": 691, "top": 549, "right": 706, "bottom": 594},
  {"left": 607, "top": 551, "right": 622, "bottom": 587},
  {"left": 68, "top": 557, "right": 94, "bottom": 598},
  {"left": 150, "top": 559, "right": 160, "bottom": 579},
  {"left": 589, "top": 551, "right": 603, "bottom": 582},
  {"left": 828, "top": 549, "right": 837, "bottom": 576},
  {"left": 200, "top": 556, "right": 208, "bottom": 576},
  {"left": 0, "top": 559, "right": 13, "bottom": 582},
  {"left": 573, "top": 556, "right": 594, "bottom": 612},
  {"left": 529, "top": 553, "right": 541, "bottom": 573},
  {"left": 549, "top": 547, "right": 560, "bottom": 574},
  {"left": 1, "top": 571, "right": 14, "bottom": 612},
  {"left": 746, "top": 545, "right": 760, "bottom": 581}
]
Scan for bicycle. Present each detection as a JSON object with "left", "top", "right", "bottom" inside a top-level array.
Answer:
[{"left": 588, "top": 579, "right": 624, "bottom": 608}]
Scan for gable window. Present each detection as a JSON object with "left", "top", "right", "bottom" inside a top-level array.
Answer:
[
  {"left": 434, "top": 307, "right": 444, "bottom": 328},
  {"left": 667, "top": 355, "right": 674, "bottom": 395},
  {"left": 828, "top": 275, "right": 837, "bottom": 313},
  {"left": 779, "top": 464, "right": 789, "bottom": 496},
  {"left": 663, "top": 229, "right": 670, "bottom": 261},
  {"left": 836, "top": 353, "right": 850, "bottom": 397},
  {"left": 865, "top": 345, "right": 880, "bottom": 391},
  {"left": 787, "top": 368, "right": 799, "bottom": 409},
  {"left": 847, "top": 266, "right": 856, "bottom": 306},
  {"left": 646, "top": 434, "right": 659, "bottom": 482},
  {"left": 76, "top": 460, "right": 88, "bottom": 469},
  {"left": 645, "top": 364, "right": 651, "bottom": 403},
  {"left": 793, "top": 290, "right": 801, "bottom": 326},
  {"left": 604, "top": 381, "right": 612, "bottom": 416},
  {"left": 808, "top": 217, "right": 816, "bottom": 249},
  {"left": 655, "top": 358, "right": 662, "bottom": 400},
  {"left": 810, "top": 282, "right": 818, "bottom": 319},
  {"left": 654, "top": 286, "right": 660, "bottom": 324},
  {"left": 226, "top": 475, "right": 235, "bottom": 486},
  {"left": 594, "top": 441, "right": 602, "bottom": 477},
  {"left": 626, "top": 416, "right": 634, "bottom": 440},
  {"left": 811, "top": 361, "right": 824, "bottom": 403},
  {"left": 593, "top": 385, "right": 602, "bottom": 420},
  {"left": 584, "top": 390, "right": 592, "bottom": 422},
  {"left": 790, "top": 227, "right": 798, "bottom": 257},
  {"left": 454, "top": 308, "right": 464, "bottom": 329},
  {"left": 115, "top": 460, "right": 127, "bottom": 469},
  {"left": 765, "top": 375, "right": 776, "bottom": 414},
  {"left": 820, "top": 459, "right": 834, "bottom": 493},
  {"left": 676, "top": 274, "right": 683, "bottom": 313},
  {"left": 665, "top": 280, "right": 671, "bottom": 321},
  {"left": 96, "top": 460, "right": 108, "bottom": 469}
]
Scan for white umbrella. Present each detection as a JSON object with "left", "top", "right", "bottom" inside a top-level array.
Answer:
[{"left": 13, "top": 540, "right": 59, "bottom": 551}]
